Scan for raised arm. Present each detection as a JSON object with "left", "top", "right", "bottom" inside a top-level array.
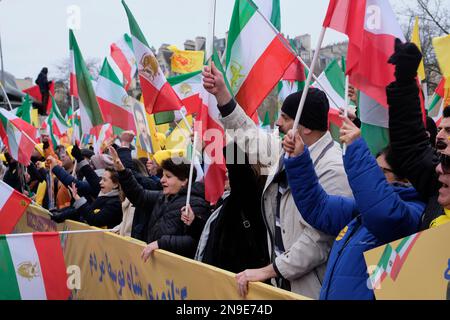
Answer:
[{"left": 387, "top": 40, "right": 440, "bottom": 199}]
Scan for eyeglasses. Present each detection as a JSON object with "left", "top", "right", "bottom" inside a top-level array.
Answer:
[{"left": 440, "top": 153, "right": 450, "bottom": 174}]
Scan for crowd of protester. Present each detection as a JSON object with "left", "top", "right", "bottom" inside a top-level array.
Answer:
[{"left": 1, "top": 41, "right": 448, "bottom": 300}]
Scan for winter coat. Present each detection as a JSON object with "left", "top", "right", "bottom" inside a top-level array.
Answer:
[
  {"left": 118, "top": 168, "right": 210, "bottom": 258},
  {"left": 219, "top": 101, "right": 352, "bottom": 299},
  {"left": 195, "top": 146, "right": 269, "bottom": 273},
  {"left": 387, "top": 79, "right": 445, "bottom": 229},
  {"left": 73, "top": 189, "right": 122, "bottom": 229},
  {"left": 52, "top": 162, "right": 99, "bottom": 209},
  {"left": 285, "top": 138, "right": 425, "bottom": 300}
]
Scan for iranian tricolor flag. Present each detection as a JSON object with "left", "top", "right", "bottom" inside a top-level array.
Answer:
[
  {"left": 69, "top": 33, "right": 78, "bottom": 98},
  {"left": 196, "top": 53, "right": 228, "bottom": 205},
  {"left": 0, "top": 233, "right": 70, "bottom": 300},
  {"left": 0, "top": 109, "right": 37, "bottom": 165},
  {"left": 48, "top": 96, "right": 70, "bottom": 138},
  {"left": 168, "top": 71, "right": 204, "bottom": 116},
  {"left": 75, "top": 109, "right": 82, "bottom": 143},
  {"left": 93, "top": 123, "right": 113, "bottom": 155},
  {"left": 122, "top": 0, "right": 182, "bottom": 114},
  {"left": 96, "top": 58, "right": 136, "bottom": 132},
  {"left": 428, "top": 77, "right": 446, "bottom": 126},
  {"left": 110, "top": 34, "right": 137, "bottom": 91},
  {"left": 0, "top": 180, "right": 31, "bottom": 234},
  {"left": 70, "top": 30, "right": 104, "bottom": 135},
  {"left": 225, "top": 0, "right": 296, "bottom": 117},
  {"left": 153, "top": 71, "right": 205, "bottom": 125},
  {"left": 323, "top": 0, "right": 405, "bottom": 107}
]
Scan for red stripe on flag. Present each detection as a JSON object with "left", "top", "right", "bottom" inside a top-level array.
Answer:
[
  {"left": 390, "top": 233, "right": 421, "bottom": 281},
  {"left": 111, "top": 43, "right": 132, "bottom": 90},
  {"left": 0, "top": 191, "right": 30, "bottom": 234},
  {"left": 329, "top": 109, "right": 343, "bottom": 128},
  {"left": 33, "top": 233, "right": 70, "bottom": 300},
  {"left": 141, "top": 81, "right": 182, "bottom": 114},
  {"left": 70, "top": 73, "right": 78, "bottom": 98},
  {"left": 282, "top": 59, "right": 306, "bottom": 82},
  {"left": 182, "top": 94, "right": 203, "bottom": 116},
  {"left": 97, "top": 97, "right": 137, "bottom": 132},
  {"left": 18, "top": 133, "right": 37, "bottom": 166},
  {"left": 236, "top": 37, "right": 295, "bottom": 117},
  {"left": 348, "top": 32, "right": 397, "bottom": 107}
]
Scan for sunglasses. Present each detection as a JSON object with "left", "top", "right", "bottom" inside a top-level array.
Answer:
[{"left": 440, "top": 153, "right": 450, "bottom": 174}]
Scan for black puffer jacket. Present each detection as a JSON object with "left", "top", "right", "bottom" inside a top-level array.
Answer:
[
  {"left": 73, "top": 191, "right": 122, "bottom": 229},
  {"left": 387, "top": 79, "right": 442, "bottom": 229},
  {"left": 200, "top": 145, "right": 269, "bottom": 273},
  {"left": 118, "top": 169, "right": 210, "bottom": 258}
]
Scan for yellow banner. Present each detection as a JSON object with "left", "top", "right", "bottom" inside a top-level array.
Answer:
[
  {"left": 433, "top": 35, "right": 450, "bottom": 92},
  {"left": 169, "top": 45, "right": 204, "bottom": 74},
  {"left": 14, "top": 205, "right": 308, "bottom": 300},
  {"left": 364, "top": 222, "right": 450, "bottom": 300}
]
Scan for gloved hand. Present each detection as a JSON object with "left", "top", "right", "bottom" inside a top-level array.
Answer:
[
  {"left": 71, "top": 144, "right": 84, "bottom": 162},
  {"left": 388, "top": 38, "right": 422, "bottom": 85}
]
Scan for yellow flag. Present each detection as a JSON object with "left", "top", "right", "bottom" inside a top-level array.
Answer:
[
  {"left": 411, "top": 17, "right": 426, "bottom": 81},
  {"left": 136, "top": 96, "right": 161, "bottom": 158},
  {"left": 433, "top": 35, "right": 450, "bottom": 103},
  {"left": 165, "top": 115, "right": 193, "bottom": 150},
  {"left": 168, "top": 45, "right": 204, "bottom": 74}
]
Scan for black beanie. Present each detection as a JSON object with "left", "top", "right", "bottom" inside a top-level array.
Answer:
[{"left": 281, "top": 88, "right": 329, "bottom": 131}]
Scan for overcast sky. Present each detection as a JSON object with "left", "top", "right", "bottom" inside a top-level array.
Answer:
[{"left": 0, "top": 0, "right": 441, "bottom": 80}]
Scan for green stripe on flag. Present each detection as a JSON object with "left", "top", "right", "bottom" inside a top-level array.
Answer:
[
  {"left": 325, "top": 59, "right": 345, "bottom": 99},
  {"left": 226, "top": 0, "right": 257, "bottom": 67},
  {"left": 154, "top": 111, "right": 175, "bottom": 125},
  {"left": 121, "top": 0, "right": 150, "bottom": 47},
  {"left": 124, "top": 33, "right": 134, "bottom": 51},
  {"left": 270, "top": 0, "right": 281, "bottom": 31},
  {"left": 100, "top": 58, "right": 123, "bottom": 87},
  {"left": 70, "top": 29, "right": 104, "bottom": 128},
  {"left": 167, "top": 71, "right": 202, "bottom": 86},
  {"left": 361, "top": 122, "right": 389, "bottom": 156},
  {"left": 0, "top": 236, "right": 21, "bottom": 300}
]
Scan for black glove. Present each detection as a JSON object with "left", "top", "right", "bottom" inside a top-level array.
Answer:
[
  {"left": 71, "top": 144, "right": 84, "bottom": 162},
  {"left": 388, "top": 38, "right": 422, "bottom": 85}
]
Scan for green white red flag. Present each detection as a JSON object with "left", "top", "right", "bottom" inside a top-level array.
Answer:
[
  {"left": 0, "top": 232, "right": 70, "bottom": 300},
  {"left": 0, "top": 180, "right": 31, "bottom": 234},
  {"left": 122, "top": 0, "right": 182, "bottom": 114},
  {"left": 323, "top": 0, "right": 405, "bottom": 107},
  {"left": 95, "top": 58, "right": 136, "bottom": 132},
  {"left": 225, "top": 0, "right": 296, "bottom": 117},
  {"left": 0, "top": 109, "right": 37, "bottom": 165}
]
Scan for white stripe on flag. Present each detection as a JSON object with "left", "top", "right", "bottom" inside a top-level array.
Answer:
[
  {"left": 0, "top": 181, "right": 14, "bottom": 209},
  {"left": 226, "top": 13, "right": 276, "bottom": 93},
  {"left": 6, "top": 235, "right": 47, "bottom": 300}
]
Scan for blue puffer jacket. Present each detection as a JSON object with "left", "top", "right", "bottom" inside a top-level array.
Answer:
[{"left": 284, "top": 138, "right": 425, "bottom": 300}]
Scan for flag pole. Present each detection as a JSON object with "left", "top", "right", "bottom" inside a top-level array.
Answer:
[
  {"left": 6, "top": 229, "right": 114, "bottom": 238},
  {"left": 343, "top": 75, "right": 350, "bottom": 155},
  {"left": 422, "top": 82, "right": 428, "bottom": 110},
  {"left": 185, "top": 131, "right": 198, "bottom": 212},
  {"left": 291, "top": 27, "right": 327, "bottom": 135},
  {"left": 206, "top": 0, "right": 217, "bottom": 65},
  {"left": 0, "top": 81, "right": 13, "bottom": 111}
]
